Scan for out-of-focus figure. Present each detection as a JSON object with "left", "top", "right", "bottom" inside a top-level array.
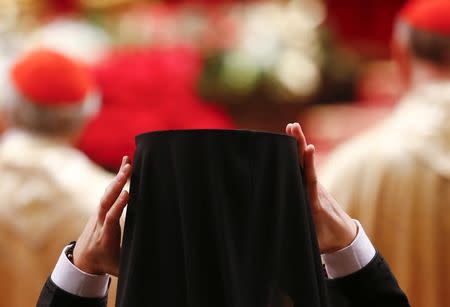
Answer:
[
  {"left": 0, "top": 49, "right": 113, "bottom": 307},
  {"left": 320, "top": 2, "right": 450, "bottom": 307}
]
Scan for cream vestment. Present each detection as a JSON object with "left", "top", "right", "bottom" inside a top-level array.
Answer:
[
  {"left": 0, "top": 130, "right": 114, "bottom": 307},
  {"left": 320, "top": 82, "right": 450, "bottom": 307}
]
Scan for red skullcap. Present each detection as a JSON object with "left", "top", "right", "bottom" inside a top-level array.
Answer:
[
  {"left": 11, "top": 49, "right": 94, "bottom": 106},
  {"left": 400, "top": 0, "right": 450, "bottom": 35}
]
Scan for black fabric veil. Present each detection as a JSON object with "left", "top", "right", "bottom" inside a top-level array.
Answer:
[{"left": 116, "top": 130, "right": 329, "bottom": 307}]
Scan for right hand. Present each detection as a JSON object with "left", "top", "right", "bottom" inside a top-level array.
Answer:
[
  {"left": 286, "top": 123, "right": 357, "bottom": 254},
  {"left": 73, "top": 156, "right": 132, "bottom": 276}
]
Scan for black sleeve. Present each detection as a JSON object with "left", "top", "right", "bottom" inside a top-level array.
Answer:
[
  {"left": 36, "top": 253, "right": 409, "bottom": 307},
  {"left": 36, "top": 278, "right": 108, "bottom": 307},
  {"left": 326, "top": 252, "right": 410, "bottom": 307}
]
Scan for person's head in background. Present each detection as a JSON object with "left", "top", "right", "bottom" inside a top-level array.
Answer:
[
  {"left": 392, "top": 0, "right": 450, "bottom": 90},
  {"left": 0, "top": 49, "right": 99, "bottom": 143}
]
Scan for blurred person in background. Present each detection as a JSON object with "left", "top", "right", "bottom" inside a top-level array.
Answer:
[
  {"left": 320, "top": 1, "right": 450, "bottom": 307},
  {"left": 0, "top": 49, "right": 114, "bottom": 307}
]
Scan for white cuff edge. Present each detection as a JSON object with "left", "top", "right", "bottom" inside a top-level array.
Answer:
[
  {"left": 321, "top": 220, "right": 376, "bottom": 279},
  {"left": 50, "top": 245, "right": 110, "bottom": 298}
]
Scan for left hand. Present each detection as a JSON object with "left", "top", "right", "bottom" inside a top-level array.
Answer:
[
  {"left": 286, "top": 123, "right": 357, "bottom": 254},
  {"left": 73, "top": 156, "right": 132, "bottom": 276}
]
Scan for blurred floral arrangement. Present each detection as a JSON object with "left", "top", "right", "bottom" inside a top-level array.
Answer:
[
  {"left": 0, "top": 0, "right": 358, "bottom": 105},
  {"left": 199, "top": 0, "right": 327, "bottom": 104},
  {"left": 0, "top": 0, "right": 360, "bottom": 169},
  {"left": 99, "top": 0, "right": 329, "bottom": 104},
  {"left": 78, "top": 46, "right": 234, "bottom": 169}
]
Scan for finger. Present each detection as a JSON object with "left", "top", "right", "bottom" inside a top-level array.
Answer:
[
  {"left": 101, "top": 163, "right": 131, "bottom": 211},
  {"left": 104, "top": 190, "right": 129, "bottom": 228},
  {"left": 288, "top": 123, "right": 295, "bottom": 136},
  {"left": 304, "top": 145, "right": 319, "bottom": 208},
  {"left": 98, "top": 163, "right": 132, "bottom": 221},
  {"left": 292, "top": 123, "right": 307, "bottom": 152},
  {"left": 119, "top": 156, "right": 130, "bottom": 170},
  {"left": 286, "top": 123, "right": 293, "bottom": 136},
  {"left": 292, "top": 123, "right": 307, "bottom": 166}
]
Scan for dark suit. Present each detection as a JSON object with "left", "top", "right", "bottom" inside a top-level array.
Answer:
[
  {"left": 36, "top": 253, "right": 410, "bottom": 307},
  {"left": 326, "top": 253, "right": 410, "bottom": 307}
]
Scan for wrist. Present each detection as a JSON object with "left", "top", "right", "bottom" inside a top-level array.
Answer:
[
  {"left": 52, "top": 245, "right": 110, "bottom": 298},
  {"left": 322, "top": 220, "right": 376, "bottom": 278},
  {"left": 320, "top": 218, "right": 358, "bottom": 254},
  {"left": 339, "top": 219, "right": 358, "bottom": 249},
  {"left": 73, "top": 245, "right": 103, "bottom": 275}
]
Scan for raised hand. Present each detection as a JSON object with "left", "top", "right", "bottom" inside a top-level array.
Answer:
[
  {"left": 286, "top": 123, "right": 357, "bottom": 254},
  {"left": 73, "top": 156, "right": 132, "bottom": 276}
]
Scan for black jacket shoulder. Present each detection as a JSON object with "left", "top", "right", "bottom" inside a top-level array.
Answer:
[{"left": 326, "top": 252, "right": 410, "bottom": 307}]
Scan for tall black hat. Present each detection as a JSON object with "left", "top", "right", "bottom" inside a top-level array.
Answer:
[{"left": 117, "top": 130, "right": 328, "bottom": 307}]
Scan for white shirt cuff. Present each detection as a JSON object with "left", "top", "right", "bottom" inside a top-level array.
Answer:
[
  {"left": 50, "top": 245, "right": 110, "bottom": 298},
  {"left": 321, "top": 220, "right": 376, "bottom": 279}
]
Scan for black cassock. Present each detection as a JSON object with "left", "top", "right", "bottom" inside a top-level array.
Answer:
[
  {"left": 37, "top": 130, "right": 410, "bottom": 307},
  {"left": 117, "top": 130, "right": 326, "bottom": 307}
]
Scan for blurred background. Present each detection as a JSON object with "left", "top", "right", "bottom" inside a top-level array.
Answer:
[
  {"left": 2, "top": 1, "right": 449, "bottom": 307},
  {"left": 0, "top": 0, "right": 405, "bottom": 168}
]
